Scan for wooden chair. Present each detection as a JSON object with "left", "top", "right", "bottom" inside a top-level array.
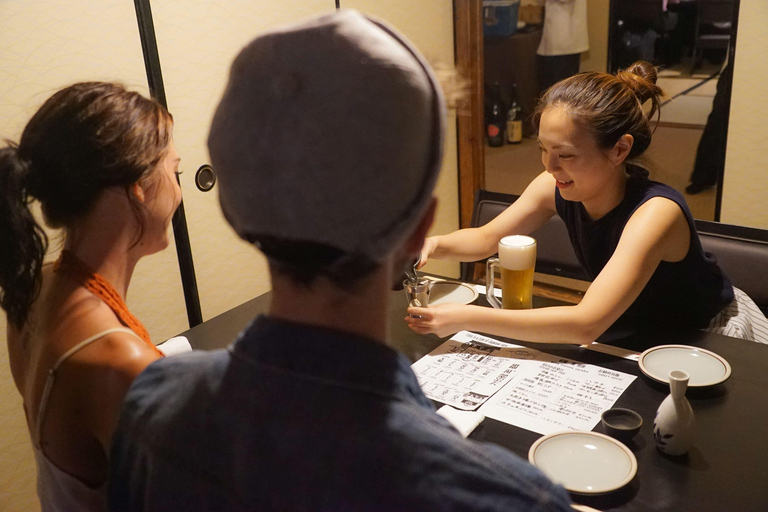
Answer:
[
  {"left": 460, "top": 190, "right": 589, "bottom": 303},
  {"left": 696, "top": 220, "right": 768, "bottom": 315}
]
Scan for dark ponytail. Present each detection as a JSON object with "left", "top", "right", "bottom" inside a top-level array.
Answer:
[{"left": 0, "top": 145, "right": 48, "bottom": 327}]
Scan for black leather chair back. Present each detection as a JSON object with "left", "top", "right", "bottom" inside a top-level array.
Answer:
[
  {"left": 463, "top": 192, "right": 768, "bottom": 315},
  {"left": 696, "top": 220, "right": 768, "bottom": 315}
]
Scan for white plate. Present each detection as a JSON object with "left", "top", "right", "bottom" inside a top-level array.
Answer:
[
  {"left": 638, "top": 344, "right": 731, "bottom": 387},
  {"left": 429, "top": 281, "right": 479, "bottom": 306},
  {"left": 528, "top": 431, "right": 637, "bottom": 495}
]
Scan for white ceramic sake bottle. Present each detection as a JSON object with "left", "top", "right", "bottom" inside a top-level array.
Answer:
[{"left": 653, "top": 370, "right": 695, "bottom": 456}]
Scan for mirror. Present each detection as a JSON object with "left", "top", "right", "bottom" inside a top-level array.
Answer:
[{"left": 456, "top": 0, "right": 739, "bottom": 226}]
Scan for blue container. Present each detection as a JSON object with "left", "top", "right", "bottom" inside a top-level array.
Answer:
[{"left": 483, "top": 0, "right": 520, "bottom": 37}]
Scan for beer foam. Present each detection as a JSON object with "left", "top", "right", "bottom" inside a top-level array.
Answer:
[{"left": 498, "top": 235, "right": 537, "bottom": 270}]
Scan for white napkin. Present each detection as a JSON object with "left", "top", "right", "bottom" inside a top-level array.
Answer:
[
  {"left": 436, "top": 405, "right": 486, "bottom": 438},
  {"left": 156, "top": 336, "right": 193, "bottom": 357}
]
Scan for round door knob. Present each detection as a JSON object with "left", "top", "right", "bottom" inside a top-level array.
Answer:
[{"left": 195, "top": 164, "right": 216, "bottom": 192}]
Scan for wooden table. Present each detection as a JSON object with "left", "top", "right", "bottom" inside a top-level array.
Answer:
[{"left": 180, "top": 286, "right": 768, "bottom": 511}]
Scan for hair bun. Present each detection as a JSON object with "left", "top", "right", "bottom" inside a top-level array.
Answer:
[
  {"left": 625, "top": 61, "right": 658, "bottom": 86},
  {"left": 616, "top": 60, "right": 664, "bottom": 117}
]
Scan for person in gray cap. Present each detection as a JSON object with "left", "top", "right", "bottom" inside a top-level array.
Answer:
[{"left": 108, "top": 10, "right": 572, "bottom": 511}]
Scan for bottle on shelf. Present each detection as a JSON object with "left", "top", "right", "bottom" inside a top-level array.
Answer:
[
  {"left": 506, "top": 83, "right": 523, "bottom": 144},
  {"left": 486, "top": 82, "right": 505, "bottom": 147}
]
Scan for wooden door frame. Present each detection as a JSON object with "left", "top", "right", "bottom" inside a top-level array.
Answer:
[{"left": 454, "top": 0, "right": 485, "bottom": 228}]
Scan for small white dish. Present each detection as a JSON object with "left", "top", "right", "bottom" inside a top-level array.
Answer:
[
  {"left": 638, "top": 344, "right": 731, "bottom": 387},
  {"left": 429, "top": 281, "right": 479, "bottom": 306},
  {"left": 528, "top": 431, "right": 637, "bottom": 495}
]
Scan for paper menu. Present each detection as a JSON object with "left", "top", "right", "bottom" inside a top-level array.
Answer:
[
  {"left": 411, "top": 331, "right": 539, "bottom": 410},
  {"left": 412, "top": 331, "right": 637, "bottom": 436},
  {"left": 477, "top": 350, "right": 637, "bottom": 435}
]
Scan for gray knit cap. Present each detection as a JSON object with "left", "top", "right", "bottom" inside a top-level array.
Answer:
[{"left": 208, "top": 9, "right": 444, "bottom": 263}]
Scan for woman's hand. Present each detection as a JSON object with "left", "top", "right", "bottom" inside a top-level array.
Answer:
[
  {"left": 405, "top": 302, "right": 475, "bottom": 338},
  {"left": 417, "top": 236, "right": 439, "bottom": 269}
]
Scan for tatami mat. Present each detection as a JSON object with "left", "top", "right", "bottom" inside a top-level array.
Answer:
[
  {"left": 687, "top": 78, "right": 718, "bottom": 97},
  {"left": 660, "top": 94, "right": 714, "bottom": 126},
  {"left": 658, "top": 69, "right": 682, "bottom": 78},
  {"left": 658, "top": 77, "right": 703, "bottom": 99},
  {"left": 658, "top": 76, "right": 719, "bottom": 101},
  {"left": 658, "top": 58, "right": 723, "bottom": 78}
]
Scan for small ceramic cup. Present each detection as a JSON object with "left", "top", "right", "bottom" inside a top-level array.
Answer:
[{"left": 601, "top": 408, "right": 643, "bottom": 443}]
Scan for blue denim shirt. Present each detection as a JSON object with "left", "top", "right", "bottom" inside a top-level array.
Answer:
[{"left": 109, "top": 316, "right": 572, "bottom": 511}]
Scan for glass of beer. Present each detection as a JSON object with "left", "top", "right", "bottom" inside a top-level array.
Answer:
[{"left": 485, "top": 235, "right": 536, "bottom": 309}]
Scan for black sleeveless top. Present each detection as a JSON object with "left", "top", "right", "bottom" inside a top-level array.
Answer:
[{"left": 556, "top": 176, "right": 733, "bottom": 331}]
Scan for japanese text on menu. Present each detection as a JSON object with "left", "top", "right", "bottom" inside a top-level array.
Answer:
[{"left": 411, "top": 331, "right": 637, "bottom": 435}]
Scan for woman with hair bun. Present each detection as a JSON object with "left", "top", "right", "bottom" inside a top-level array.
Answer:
[
  {"left": 409, "top": 61, "right": 766, "bottom": 344},
  {"left": 1, "top": 82, "right": 181, "bottom": 510}
]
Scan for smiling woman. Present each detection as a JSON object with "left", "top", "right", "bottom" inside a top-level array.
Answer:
[
  {"left": 409, "top": 61, "right": 767, "bottom": 345},
  {"left": 533, "top": 61, "right": 663, "bottom": 219},
  {"left": 537, "top": 107, "right": 631, "bottom": 220}
]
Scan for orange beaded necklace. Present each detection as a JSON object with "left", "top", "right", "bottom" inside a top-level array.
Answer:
[{"left": 53, "top": 250, "right": 163, "bottom": 357}]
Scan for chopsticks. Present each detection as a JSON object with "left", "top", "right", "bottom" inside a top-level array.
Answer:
[
  {"left": 571, "top": 504, "right": 602, "bottom": 512},
  {"left": 582, "top": 342, "right": 640, "bottom": 362}
]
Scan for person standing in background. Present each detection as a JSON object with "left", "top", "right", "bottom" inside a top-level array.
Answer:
[
  {"left": 685, "top": 57, "right": 734, "bottom": 195},
  {"left": 536, "top": 0, "right": 589, "bottom": 97}
]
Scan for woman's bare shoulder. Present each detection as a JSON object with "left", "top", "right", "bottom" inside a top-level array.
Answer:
[
  {"left": 65, "top": 301, "right": 155, "bottom": 367},
  {"left": 44, "top": 282, "right": 157, "bottom": 375},
  {"left": 7, "top": 270, "right": 120, "bottom": 386},
  {"left": 622, "top": 196, "right": 690, "bottom": 262},
  {"left": 53, "top": 304, "right": 160, "bottom": 454}
]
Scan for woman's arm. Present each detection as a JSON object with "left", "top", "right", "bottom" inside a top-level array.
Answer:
[
  {"left": 421, "top": 171, "right": 559, "bottom": 265},
  {"left": 409, "top": 197, "right": 690, "bottom": 344}
]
